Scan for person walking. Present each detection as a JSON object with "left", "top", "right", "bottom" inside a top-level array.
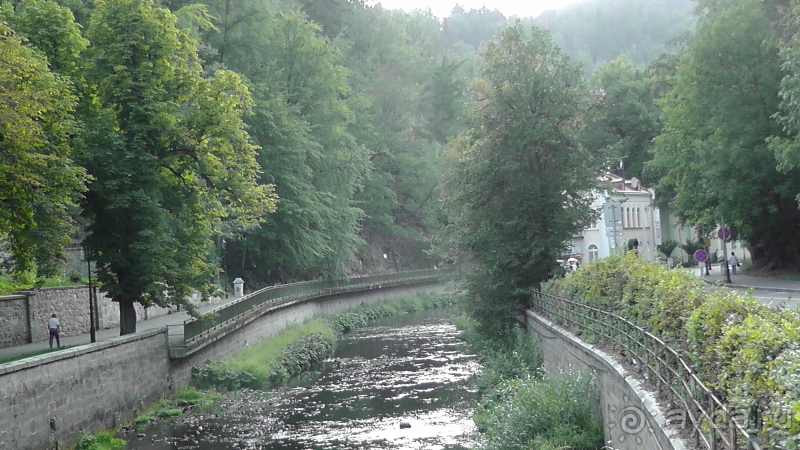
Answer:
[
  {"left": 47, "top": 313, "right": 61, "bottom": 349},
  {"left": 729, "top": 252, "right": 740, "bottom": 275}
]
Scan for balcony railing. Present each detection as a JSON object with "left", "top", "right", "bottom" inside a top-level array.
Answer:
[{"left": 530, "top": 289, "right": 762, "bottom": 450}]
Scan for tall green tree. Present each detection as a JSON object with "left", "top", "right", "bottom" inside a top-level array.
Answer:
[
  {"left": 81, "top": 0, "right": 276, "bottom": 334},
  {"left": 582, "top": 56, "right": 661, "bottom": 183},
  {"left": 0, "top": 22, "right": 88, "bottom": 282},
  {"left": 650, "top": 0, "right": 800, "bottom": 270},
  {"left": 446, "top": 23, "right": 602, "bottom": 335}
]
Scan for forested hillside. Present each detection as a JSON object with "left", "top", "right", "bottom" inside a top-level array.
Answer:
[
  {"left": 6, "top": 0, "right": 800, "bottom": 338},
  {"left": 533, "top": 0, "right": 694, "bottom": 70}
]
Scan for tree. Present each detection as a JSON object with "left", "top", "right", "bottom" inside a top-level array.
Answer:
[
  {"left": 582, "top": 56, "right": 661, "bottom": 184},
  {"left": 445, "top": 23, "right": 603, "bottom": 336},
  {"left": 0, "top": 22, "right": 88, "bottom": 283},
  {"left": 650, "top": 0, "right": 800, "bottom": 270},
  {"left": 81, "top": 0, "right": 276, "bottom": 334}
]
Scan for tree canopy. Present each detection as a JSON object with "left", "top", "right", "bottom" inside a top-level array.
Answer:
[{"left": 444, "top": 23, "right": 606, "bottom": 334}]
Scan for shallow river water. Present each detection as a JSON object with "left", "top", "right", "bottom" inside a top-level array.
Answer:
[{"left": 124, "top": 309, "right": 480, "bottom": 450}]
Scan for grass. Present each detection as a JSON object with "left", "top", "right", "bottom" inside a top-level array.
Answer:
[
  {"left": 223, "top": 318, "right": 336, "bottom": 385},
  {"left": 0, "top": 273, "right": 86, "bottom": 295},
  {"left": 0, "top": 345, "right": 79, "bottom": 365},
  {"left": 133, "top": 385, "right": 223, "bottom": 425},
  {"left": 456, "top": 318, "right": 603, "bottom": 450},
  {"left": 74, "top": 431, "right": 125, "bottom": 450}
]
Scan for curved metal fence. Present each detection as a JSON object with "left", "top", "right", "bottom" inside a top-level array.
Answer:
[
  {"left": 530, "top": 289, "right": 762, "bottom": 450},
  {"left": 182, "top": 269, "right": 447, "bottom": 345}
]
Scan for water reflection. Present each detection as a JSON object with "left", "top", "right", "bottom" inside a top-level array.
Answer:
[{"left": 125, "top": 309, "right": 479, "bottom": 449}]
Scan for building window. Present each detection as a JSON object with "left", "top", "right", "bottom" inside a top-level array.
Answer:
[
  {"left": 635, "top": 207, "right": 641, "bottom": 227},
  {"left": 589, "top": 244, "right": 599, "bottom": 262}
]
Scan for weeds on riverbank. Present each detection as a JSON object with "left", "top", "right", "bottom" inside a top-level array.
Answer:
[
  {"left": 132, "top": 386, "right": 222, "bottom": 425},
  {"left": 457, "top": 318, "right": 604, "bottom": 450},
  {"left": 195, "top": 291, "right": 455, "bottom": 389},
  {"left": 74, "top": 431, "right": 125, "bottom": 450}
]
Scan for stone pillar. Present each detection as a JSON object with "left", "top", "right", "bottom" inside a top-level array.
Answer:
[
  {"left": 22, "top": 290, "right": 36, "bottom": 343},
  {"left": 233, "top": 278, "right": 244, "bottom": 298}
]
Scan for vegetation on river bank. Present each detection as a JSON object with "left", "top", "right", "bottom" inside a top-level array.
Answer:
[{"left": 457, "top": 318, "right": 605, "bottom": 450}]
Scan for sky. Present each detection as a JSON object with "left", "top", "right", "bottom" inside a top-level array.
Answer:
[{"left": 366, "top": 0, "right": 582, "bottom": 20}]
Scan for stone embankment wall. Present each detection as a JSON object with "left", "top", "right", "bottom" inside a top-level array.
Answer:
[
  {"left": 0, "top": 287, "right": 224, "bottom": 347},
  {"left": 525, "top": 310, "right": 687, "bottom": 450},
  {"left": 0, "top": 281, "right": 443, "bottom": 450},
  {"left": 0, "top": 329, "right": 170, "bottom": 450}
]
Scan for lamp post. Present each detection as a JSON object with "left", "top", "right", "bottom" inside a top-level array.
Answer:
[{"left": 84, "top": 247, "right": 96, "bottom": 343}]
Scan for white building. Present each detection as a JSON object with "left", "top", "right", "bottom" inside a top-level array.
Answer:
[
  {"left": 567, "top": 173, "right": 750, "bottom": 268},
  {"left": 568, "top": 173, "right": 661, "bottom": 265}
]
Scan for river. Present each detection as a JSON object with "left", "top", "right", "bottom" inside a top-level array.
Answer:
[{"left": 124, "top": 308, "right": 479, "bottom": 449}]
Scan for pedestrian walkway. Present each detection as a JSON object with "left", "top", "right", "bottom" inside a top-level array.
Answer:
[
  {"left": 699, "top": 270, "right": 800, "bottom": 293},
  {"left": 0, "top": 299, "right": 234, "bottom": 362}
]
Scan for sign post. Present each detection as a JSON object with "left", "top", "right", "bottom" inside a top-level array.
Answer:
[
  {"left": 719, "top": 221, "right": 732, "bottom": 283},
  {"left": 603, "top": 201, "right": 623, "bottom": 249}
]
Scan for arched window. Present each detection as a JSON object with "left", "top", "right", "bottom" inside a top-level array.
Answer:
[
  {"left": 635, "top": 207, "right": 641, "bottom": 227},
  {"left": 589, "top": 244, "right": 599, "bottom": 262}
]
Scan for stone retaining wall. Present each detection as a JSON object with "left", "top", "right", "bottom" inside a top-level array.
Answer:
[
  {"left": 0, "top": 295, "right": 29, "bottom": 347},
  {"left": 0, "top": 287, "right": 224, "bottom": 347},
  {"left": 525, "top": 310, "right": 687, "bottom": 450},
  {"left": 0, "top": 329, "right": 170, "bottom": 450}
]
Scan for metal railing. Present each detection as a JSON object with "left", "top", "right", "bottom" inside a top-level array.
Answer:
[
  {"left": 182, "top": 269, "right": 447, "bottom": 345},
  {"left": 530, "top": 290, "right": 762, "bottom": 450}
]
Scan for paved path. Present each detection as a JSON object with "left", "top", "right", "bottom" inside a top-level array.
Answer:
[
  {"left": 0, "top": 299, "right": 234, "bottom": 361},
  {"left": 699, "top": 270, "right": 800, "bottom": 309}
]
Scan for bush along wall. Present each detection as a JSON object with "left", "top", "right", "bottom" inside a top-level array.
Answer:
[
  {"left": 457, "top": 318, "right": 604, "bottom": 450},
  {"left": 192, "top": 292, "right": 457, "bottom": 390},
  {"left": 542, "top": 253, "right": 800, "bottom": 448}
]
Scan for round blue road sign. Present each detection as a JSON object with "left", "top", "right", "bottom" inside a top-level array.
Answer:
[
  {"left": 717, "top": 228, "right": 730, "bottom": 240},
  {"left": 694, "top": 249, "right": 708, "bottom": 262}
]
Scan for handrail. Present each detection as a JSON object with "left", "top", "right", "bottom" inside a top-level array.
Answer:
[
  {"left": 181, "top": 269, "right": 448, "bottom": 345},
  {"left": 530, "top": 289, "right": 762, "bottom": 450}
]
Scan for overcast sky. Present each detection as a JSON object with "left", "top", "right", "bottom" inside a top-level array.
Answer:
[{"left": 366, "top": 0, "right": 582, "bottom": 19}]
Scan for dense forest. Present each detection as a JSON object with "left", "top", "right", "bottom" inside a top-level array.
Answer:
[{"left": 6, "top": 0, "right": 800, "bottom": 335}]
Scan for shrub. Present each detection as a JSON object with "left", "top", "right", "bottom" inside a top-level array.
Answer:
[
  {"left": 474, "top": 371, "right": 603, "bottom": 450},
  {"left": 74, "top": 431, "right": 125, "bottom": 450},
  {"left": 762, "top": 345, "right": 800, "bottom": 449},
  {"left": 268, "top": 332, "right": 335, "bottom": 383}
]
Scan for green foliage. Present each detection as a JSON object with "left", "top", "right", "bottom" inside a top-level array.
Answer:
[
  {"left": 762, "top": 345, "right": 800, "bottom": 449},
  {"left": 74, "top": 431, "right": 125, "bottom": 450},
  {"left": 545, "top": 255, "right": 800, "bottom": 445},
  {"left": 79, "top": 0, "right": 276, "bottom": 333},
  {"left": 458, "top": 322, "right": 543, "bottom": 396},
  {"left": 651, "top": 0, "right": 800, "bottom": 271},
  {"left": 191, "top": 363, "right": 257, "bottom": 391},
  {"left": 657, "top": 239, "right": 680, "bottom": 259},
  {"left": 581, "top": 56, "right": 662, "bottom": 184},
  {"left": 0, "top": 21, "right": 88, "bottom": 282},
  {"left": 445, "top": 23, "right": 606, "bottom": 337},
  {"left": 474, "top": 371, "right": 603, "bottom": 450},
  {"left": 267, "top": 332, "right": 335, "bottom": 384}
]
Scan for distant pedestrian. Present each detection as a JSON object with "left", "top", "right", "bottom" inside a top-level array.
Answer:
[
  {"left": 47, "top": 313, "right": 61, "bottom": 349},
  {"left": 729, "top": 252, "right": 740, "bottom": 275},
  {"left": 718, "top": 249, "right": 725, "bottom": 271}
]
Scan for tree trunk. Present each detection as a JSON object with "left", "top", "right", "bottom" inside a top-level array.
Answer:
[{"left": 119, "top": 299, "right": 137, "bottom": 335}]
